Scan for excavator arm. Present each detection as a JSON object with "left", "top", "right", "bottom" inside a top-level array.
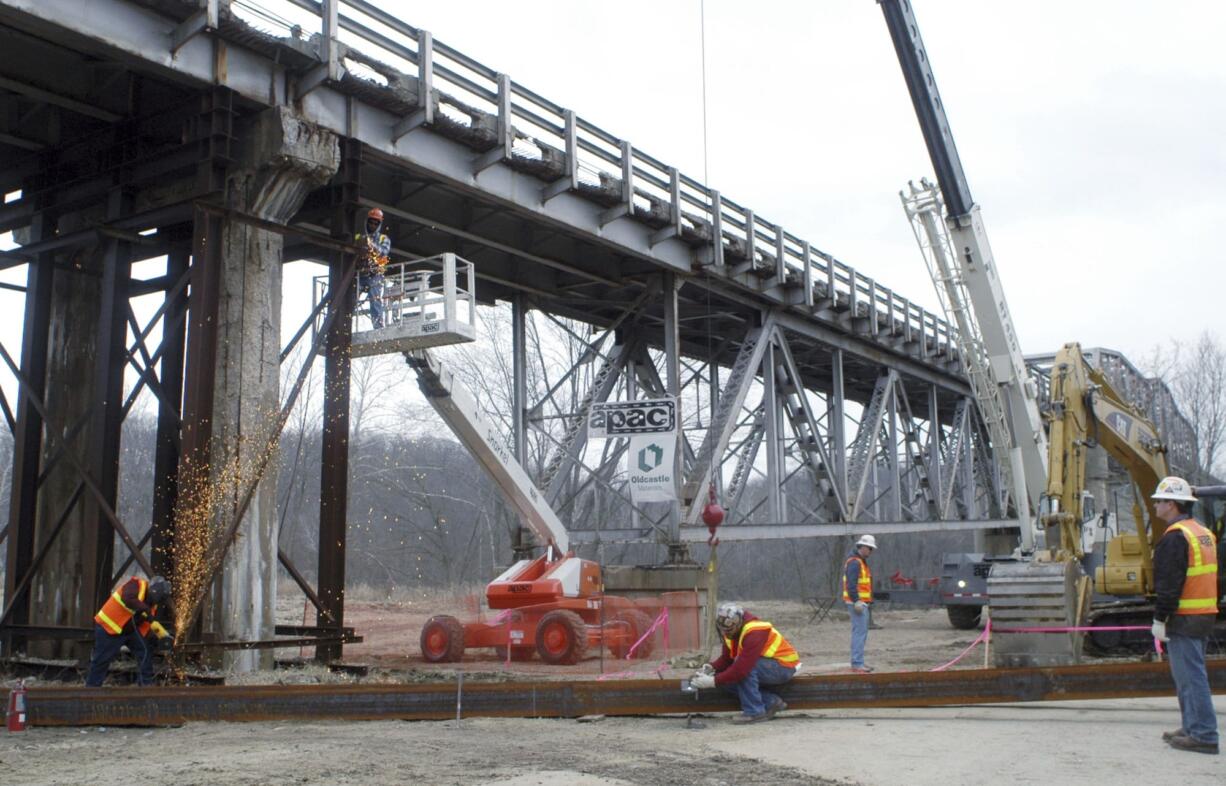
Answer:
[{"left": 1041, "top": 343, "right": 1167, "bottom": 570}]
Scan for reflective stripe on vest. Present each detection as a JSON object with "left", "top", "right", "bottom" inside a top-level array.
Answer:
[
  {"left": 722, "top": 620, "right": 799, "bottom": 666},
  {"left": 842, "top": 556, "right": 873, "bottom": 603},
  {"left": 94, "top": 578, "right": 149, "bottom": 635},
  {"left": 1165, "top": 520, "right": 1219, "bottom": 615}
]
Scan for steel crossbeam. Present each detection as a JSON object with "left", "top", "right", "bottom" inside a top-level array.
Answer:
[{"left": 24, "top": 660, "right": 1226, "bottom": 727}]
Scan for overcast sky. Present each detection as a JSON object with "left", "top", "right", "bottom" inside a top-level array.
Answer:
[{"left": 382, "top": 0, "right": 1225, "bottom": 364}]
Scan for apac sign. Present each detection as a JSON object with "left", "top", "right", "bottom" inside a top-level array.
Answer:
[{"left": 589, "top": 398, "right": 677, "bottom": 438}]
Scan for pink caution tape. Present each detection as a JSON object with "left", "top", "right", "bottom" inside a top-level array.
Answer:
[
  {"left": 995, "top": 624, "right": 1149, "bottom": 633},
  {"left": 626, "top": 608, "right": 669, "bottom": 660},
  {"left": 929, "top": 619, "right": 992, "bottom": 672}
]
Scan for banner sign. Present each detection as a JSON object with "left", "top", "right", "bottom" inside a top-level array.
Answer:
[
  {"left": 588, "top": 398, "right": 677, "bottom": 438},
  {"left": 628, "top": 434, "right": 677, "bottom": 503}
]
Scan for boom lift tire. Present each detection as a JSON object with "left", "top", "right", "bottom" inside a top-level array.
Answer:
[
  {"left": 608, "top": 609, "right": 656, "bottom": 659},
  {"left": 946, "top": 605, "right": 982, "bottom": 630},
  {"left": 421, "top": 615, "right": 466, "bottom": 663},
  {"left": 535, "top": 610, "right": 589, "bottom": 665}
]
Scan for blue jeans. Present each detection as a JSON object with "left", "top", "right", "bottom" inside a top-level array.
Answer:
[
  {"left": 85, "top": 623, "right": 154, "bottom": 687},
  {"left": 721, "top": 657, "right": 794, "bottom": 717},
  {"left": 847, "top": 602, "right": 869, "bottom": 668},
  {"left": 359, "top": 272, "right": 384, "bottom": 328},
  {"left": 1168, "top": 633, "right": 1219, "bottom": 744}
]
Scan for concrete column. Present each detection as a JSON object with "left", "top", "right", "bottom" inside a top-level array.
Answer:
[
  {"left": 203, "top": 108, "right": 338, "bottom": 670},
  {"left": 26, "top": 246, "right": 100, "bottom": 659}
]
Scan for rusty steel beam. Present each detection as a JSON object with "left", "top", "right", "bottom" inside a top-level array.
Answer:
[{"left": 24, "top": 660, "right": 1226, "bottom": 727}]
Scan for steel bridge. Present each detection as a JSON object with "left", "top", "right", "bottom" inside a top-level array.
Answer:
[{"left": 0, "top": 0, "right": 1198, "bottom": 662}]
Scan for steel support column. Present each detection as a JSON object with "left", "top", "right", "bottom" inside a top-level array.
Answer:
[
  {"left": 81, "top": 188, "right": 134, "bottom": 611},
  {"left": 661, "top": 273, "right": 684, "bottom": 560},
  {"left": 1, "top": 211, "right": 52, "bottom": 655},
  {"left": 317, "top": 138, "right": 359, "bottom": 662},
  {"left": 829, "top": 348, "right": 847, "bottom": 510},
  {"left": 150, "top": 248, "right": 189, "bottom": 577},
  {"left": 762, "top": 342, "right": 783, "bottom": 522}
]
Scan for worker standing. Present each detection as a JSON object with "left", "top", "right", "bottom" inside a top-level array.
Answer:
[
  {"left": 690, "top": 602, "right": 799, "bottom": 723},
  {"left": 1149, "top": 477, "right": 1219, "bottom": 755},
  {"left": 844, "top": 534, "right": 876, "bottom": 673},
  {"left": 356, "top": 207, "right": 391, "bottom": 328},
  {"left": 85, "top": 575, "right": 173, "bottom": 687}
]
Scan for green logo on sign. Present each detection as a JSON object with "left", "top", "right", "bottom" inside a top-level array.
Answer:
[{"left": 637, "top": 443, "right": 664, "bottom": 472}]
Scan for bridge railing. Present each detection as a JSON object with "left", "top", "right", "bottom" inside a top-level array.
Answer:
[{"left": 234, "top": 0, "right": 956, "bottom": 359}]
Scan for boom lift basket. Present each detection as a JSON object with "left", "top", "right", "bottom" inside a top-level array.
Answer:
[{"left": 314, "top": 253, "right": 477, "bottom": 356}]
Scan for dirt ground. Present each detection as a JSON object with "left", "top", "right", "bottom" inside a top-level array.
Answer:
[{"left": 3, "top": 601, "right": 1223, "bottom": 785}]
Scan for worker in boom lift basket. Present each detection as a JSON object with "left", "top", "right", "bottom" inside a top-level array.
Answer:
[
  {"left": 85, "top": 575, "right": 173, "bottom": 687},
  {"left": 844, "top": 534, "right": 877, "bottom": 673},
  {"left": 1150, "top": 477, "right": 1220, "bottom": 755},
  {"left": 690, "top": 602, "right": 799, "bottom": 723},
  {"left": 356, "top": 207, "right": 391, "bottom": 328}
]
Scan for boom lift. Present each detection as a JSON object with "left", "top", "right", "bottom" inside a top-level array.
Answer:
[
  {"left": 335, "top": 254, "right": 658, "bottom": 664},
  {"left": 404, "top": 350, "right": 657, "bottom": 664}
]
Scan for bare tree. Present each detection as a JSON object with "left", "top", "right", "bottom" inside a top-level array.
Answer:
[{"left": 1144, "top": 331, "right": 1226, "bottom": 480}]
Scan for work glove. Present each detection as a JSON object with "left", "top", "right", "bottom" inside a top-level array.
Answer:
[
  {"left": 690, "top": 673, "right": 716, "bottom": 690},
  {"left": 1151, "top": 619, "right": 1168, "bottom": 643},
  {"left": 853, "top": 601, "right": 868, "bottom": 615},
  {"left": 696, "top": 663, "right": 715, "bottom": 677}
]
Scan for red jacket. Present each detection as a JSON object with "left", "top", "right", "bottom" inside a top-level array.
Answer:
[{"left": 710, "top": 612, "right": 784, "bottom": 686}]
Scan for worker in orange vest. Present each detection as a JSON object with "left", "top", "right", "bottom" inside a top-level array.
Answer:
[
  {"left": 1149, "top": 477, "right": 1219, "bottom": 755},
  {"left": 85, "top": 575, "right": 173, "bottom": 687},
  {"left": 690, "top": 602, "right": 799, "bottom": 723},
  {"left": 844, "top": 534, "right": 876, "bottom": 673}
]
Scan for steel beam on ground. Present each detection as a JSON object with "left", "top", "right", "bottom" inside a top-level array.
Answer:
[{"left": 23, "top": 661, "right": 1226, "bottom": 726}]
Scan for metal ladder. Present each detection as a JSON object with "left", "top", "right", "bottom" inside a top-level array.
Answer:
[{"left": 902, "top": 180, "right": 1017, "bottom": 513}]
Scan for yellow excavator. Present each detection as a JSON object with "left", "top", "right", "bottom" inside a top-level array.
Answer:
[{"left": 989, "top": 343, "right": 1180, "bottom": 664}]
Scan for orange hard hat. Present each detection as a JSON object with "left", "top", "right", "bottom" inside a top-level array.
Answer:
[{"left": 367, "top": 208, "right": 384, "bottom": 221}]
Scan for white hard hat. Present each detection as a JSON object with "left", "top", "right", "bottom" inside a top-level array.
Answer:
[
  {"left": 1152, "top": 476, "right": 1197, "bottom": 502},
  {"left": 856, "top": 534, "right": 877, "bottom": 550}
]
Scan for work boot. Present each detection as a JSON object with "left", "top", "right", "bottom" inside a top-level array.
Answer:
[
  {"left": 763, "top": 698, "right": 787, "bottom": 720},
  {"left": 1161, "top": 728, "right": 1184, "bottom": 742},
  {"left": 1167, "top": 734, "right": 1219, "bottom": 755},
  {"left": 731, "top": 712, "right": 767, "bottom": 725},
  {"left": 850, "top": 665, "right": 874, "bottom": 674}
]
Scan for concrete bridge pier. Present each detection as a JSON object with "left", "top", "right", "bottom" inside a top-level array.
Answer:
[{"left": 191, "top": 108, "right": 339, "bottom": 671}]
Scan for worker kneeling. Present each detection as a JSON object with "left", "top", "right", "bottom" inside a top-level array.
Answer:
[
  {"left": 86, "top": 575, "right": 174, "bottom": 687},
  {"left": 691, "top": 602, "right": 799, "bottom": 723}
]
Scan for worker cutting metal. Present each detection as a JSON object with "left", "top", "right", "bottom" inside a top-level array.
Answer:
[
  {"left": 356, "top": 207, "right": 391, "bottom": 328},
  {"left": 85, "top": 575, "right": 174, "bottom": 687},
  {"left": 689, "top": 601, "right": 799, "bottom": 723}
]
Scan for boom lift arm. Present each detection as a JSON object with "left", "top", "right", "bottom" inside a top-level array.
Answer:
[{"left": 405, "top": 349, "right": 570, "bottom": 553}]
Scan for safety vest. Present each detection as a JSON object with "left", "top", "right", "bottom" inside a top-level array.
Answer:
[
  {"left": 1163, "top": 519, "right": 1219, "bottom": 616},
  {"left": 722, "top": 620, "right": 799, "bottom": 667},
  {"left": 94, "top": 578, "right": 155, "bottom": 636},
  {"left": 842, "top": 555, "right": 873, "bottom": 603}
]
